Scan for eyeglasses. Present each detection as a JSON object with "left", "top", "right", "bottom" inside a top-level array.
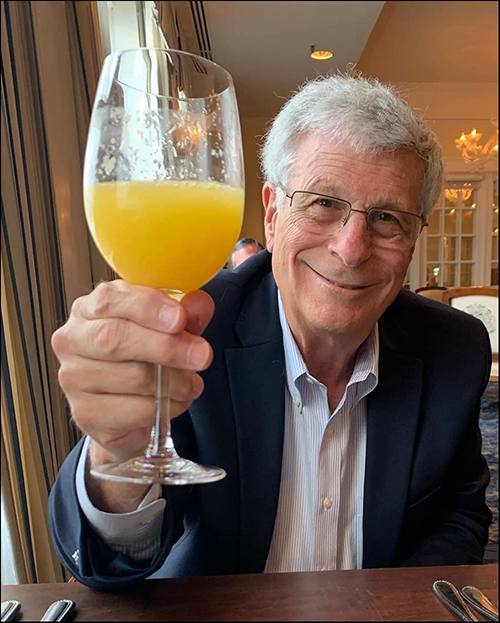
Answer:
[{"left": 281, "top": 188, "right": 428, "bottom": 249}]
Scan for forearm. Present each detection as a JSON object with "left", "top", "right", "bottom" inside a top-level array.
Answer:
[
  {"left": 399, "top": 510, "right": 491, "bottom": 567},
  {"left": 399, "top": 450, "right": 492, "bottom": 567},
  {"left": 86, "top": 441, "right": 151, "bottom": 513}
]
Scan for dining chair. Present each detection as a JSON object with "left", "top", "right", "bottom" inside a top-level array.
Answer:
[
  {"left": 442, "top": 286, "right": 499, "bottom": 380},
  {"left": 415, "top": 286, "right": 449, "bottom": 303}
]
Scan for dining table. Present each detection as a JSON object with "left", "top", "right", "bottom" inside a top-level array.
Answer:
[{"left": 1, "top": 564, "right": 498, "bottom": 621}]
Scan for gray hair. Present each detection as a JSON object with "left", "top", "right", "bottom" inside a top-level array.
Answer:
[{"left": 260, "top": 73, "right": 443, "bottom": 217}]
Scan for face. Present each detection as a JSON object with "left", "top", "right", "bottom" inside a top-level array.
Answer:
[
  {"left": 263, "top": 134, "right": 423, "bottom": 341},
  {"left": 232, "top": 244, "right": 261, "bottom": 268}
]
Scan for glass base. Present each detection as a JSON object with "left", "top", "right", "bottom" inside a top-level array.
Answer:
[{"left": 90, "top": 452, "right": 227, "bottom": 485}]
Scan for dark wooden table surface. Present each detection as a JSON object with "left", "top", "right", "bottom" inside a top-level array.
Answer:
[{"left": 2, "top": 564, "right": 498, "bottom": 621}]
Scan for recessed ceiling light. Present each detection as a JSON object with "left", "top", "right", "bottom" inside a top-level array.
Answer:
[{"left": 310, "top": 45, "right": 333, "bottom": 60}]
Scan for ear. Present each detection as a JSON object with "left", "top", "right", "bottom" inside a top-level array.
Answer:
[{"left": 262, "top": 182, "right": 279, "bottom": 253}]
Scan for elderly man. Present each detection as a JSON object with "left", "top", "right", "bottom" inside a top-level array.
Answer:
[{"left": 49, "top": 74, "right": 491, "bottom": 589}]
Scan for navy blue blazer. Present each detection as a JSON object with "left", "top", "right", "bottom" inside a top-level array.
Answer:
[{"left": 49, "top": 251, "right": 492, "bottom": 590}]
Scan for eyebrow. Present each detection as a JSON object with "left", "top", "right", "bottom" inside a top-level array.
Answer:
[{"left": 304, "top": 181, "right": 411, "bottom": 213}]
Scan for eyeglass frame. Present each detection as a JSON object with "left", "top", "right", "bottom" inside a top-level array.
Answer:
[{"left": 278, "top": 186, "right": 429, "bottom": 244}]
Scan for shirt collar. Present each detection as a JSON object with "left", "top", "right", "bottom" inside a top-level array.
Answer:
[{"left": 277, "top": 289, "right": 379, "bottom": 404}]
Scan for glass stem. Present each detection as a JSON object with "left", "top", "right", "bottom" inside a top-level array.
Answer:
[{"left": 146, "top": 364, "right": 175, "bottom": 458}]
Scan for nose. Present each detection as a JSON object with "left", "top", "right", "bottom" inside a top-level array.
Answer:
[{"left": 326, "top": 209, "right": 372, "bottom": 267}]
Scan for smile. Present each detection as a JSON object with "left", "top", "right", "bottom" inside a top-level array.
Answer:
[{"left": 306, "top": 264, "right": 373, "bottom": 291}]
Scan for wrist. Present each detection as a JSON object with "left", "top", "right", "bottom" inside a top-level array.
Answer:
[{"left": 86, "top": 440, "right": 152, "bottom": 513}]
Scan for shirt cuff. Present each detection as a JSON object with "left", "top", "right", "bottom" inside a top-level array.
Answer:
[{"left": 75, "top": 436, "right": 166, "bottom": 546}]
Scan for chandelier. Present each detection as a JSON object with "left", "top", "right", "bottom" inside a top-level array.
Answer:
[
  {"left": 444, "top": 188, "right": 474, "bottom": 204},
  {"left": 455, "top": 119, "right": 498, "bottom": 167}
]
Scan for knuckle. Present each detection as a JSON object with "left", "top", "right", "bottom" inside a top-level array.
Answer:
[
  {"left": 178, "top": 373, "right": 195, "bottom": 400},
  {"left": 132, "top": 363, "right": 154, "bottom": 394},
  {"left": 57, "top": 364, "right": 76, "bottom": 392},
  {"left": 70, "top": 295, "right": 85, "bottom": 317},
  {"left": 51, "top": 326, "right": 68, "bottom": 356},
  {"left": 91, "top": 282, "right": 116, "bottom": 318},
  {"left": 92, "top": 318, "right": 128, "bottom": 357},
  {"left": 70, "top": 400, "right": 90, "bottom": 431},
  {"left": 158, "top": 334, "right": 176, "bottom": 365}
]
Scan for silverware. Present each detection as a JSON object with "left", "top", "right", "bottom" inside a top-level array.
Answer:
[
  {"left": 460, "top": 586, "right": 499, "bottom": 622},
  {"left": 432, "top": 580, "right": 479, "bottom": 622},
  {"left": 1, "top": 601, "right": 21, "bottom": 622},
  {"left": 40, "top": 600, "right": 76, "bottom": 622}
]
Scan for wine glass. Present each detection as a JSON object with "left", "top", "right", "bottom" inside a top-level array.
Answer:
[{"left": 83, "top": 48, "right": 244, "bottom": 485}]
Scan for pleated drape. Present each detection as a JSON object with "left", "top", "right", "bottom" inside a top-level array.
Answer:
[{"left": 1, "top": 0, "right": 111, "bottom": 584}]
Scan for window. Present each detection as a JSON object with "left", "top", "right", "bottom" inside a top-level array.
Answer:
[
  {"left": 424, "top": 183, "right": 477, "bottom": 287},
  {"left": 492, "top": 176, "right": 498, "bottom": 286},
  {"left": 97, "top": 1, "right": 168, "bottom": 57}
]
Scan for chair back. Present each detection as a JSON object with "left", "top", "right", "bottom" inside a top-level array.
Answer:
[
  {"left": 442, "top": 287, "right": 499, "bottom": 361},
  {"left": 415, "top": 286, "right": 448, "bottom": 303}
]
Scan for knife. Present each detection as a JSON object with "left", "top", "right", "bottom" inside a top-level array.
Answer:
[
  {"left": 432, "top": 580, "right": 479, "bottom": 622},
  {"left": 460, "top": 586, "right": 499, "bottom": 622}
]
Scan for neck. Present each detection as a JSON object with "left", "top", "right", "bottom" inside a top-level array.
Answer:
[{"left": 298, "top": 329, "right": 362, "bottom": 385}]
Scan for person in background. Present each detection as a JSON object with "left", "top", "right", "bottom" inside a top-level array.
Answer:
[
  {"left": 48, "top": 73, "right": 491, "bottom": 590},
  {"left": 229, "top": 237, "right": 265, "bottom": 269}
]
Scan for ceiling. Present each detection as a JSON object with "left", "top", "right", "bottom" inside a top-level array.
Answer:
[
  {"left": 204, "top": 0, "right": 385, "bottom": 117},
  {"left": 357, "top": 0, "right": 498, "bottom": 83},
  {"left": 197, "top": 0, "right": 498, "bottom": 119}
]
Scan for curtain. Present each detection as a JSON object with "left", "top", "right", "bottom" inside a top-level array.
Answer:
[
  {"left": 1, "top": 0, "right": 110, "bottom": 584},
  {"left": 155, "top": 1, "right": 203, "bottom": 54},
  {"left": 155, "top": 1, "right": 183, "bottom": 50}
]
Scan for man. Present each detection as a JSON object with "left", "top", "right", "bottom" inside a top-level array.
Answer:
[
  {"left": 229, "top": 237, "right": 265, "bottom": 269},
  {"left": 49, "top": 74, "right": 491, "bottom": 590}
]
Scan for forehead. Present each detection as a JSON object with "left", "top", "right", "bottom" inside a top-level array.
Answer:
[{"left": 290, "top": 133, "right": 423, "bottom": 209}]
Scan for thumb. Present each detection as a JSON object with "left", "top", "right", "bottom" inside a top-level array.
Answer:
[{"left": 181, "top": 290, "right": 215, "bottom": 336}]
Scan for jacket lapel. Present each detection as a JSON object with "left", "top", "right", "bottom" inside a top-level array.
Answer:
[
  {"left": 362, "top": 312, "right": 424, "bottom": 568},
  {"left": 225, "top": 272, "right": 286, "bottom": 573},
  {"left": 223, "top": 259, "right": 424, "bottom": 571}
]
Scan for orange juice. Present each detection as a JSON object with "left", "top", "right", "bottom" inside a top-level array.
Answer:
[{"left": 85, "top": 180, "right": 244, "bottom": 292}]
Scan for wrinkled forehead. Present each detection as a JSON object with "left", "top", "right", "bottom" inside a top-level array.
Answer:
[{"left": 288, "top": 133, "right": 424, "bottom": 210}]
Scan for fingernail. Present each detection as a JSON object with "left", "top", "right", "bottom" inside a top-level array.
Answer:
[
  {"left": 159, "top": 304, "right": 181, "bottom": 332},
  {"left": 188, "top": 340, "right": 210, "bottom": 368}
]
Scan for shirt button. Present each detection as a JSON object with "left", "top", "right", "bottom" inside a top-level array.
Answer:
[
  {"left": 306, "top": 377, "right": 314, "bottom": 384},
  {"left": 321, "top": 565, "right": 328, "bottom": 571},
  {"left": 294, "top": 398, "right": 301, "bottom": 408},
  {"left": 322, "top": 497, "right": 333, "bottom": 510}
]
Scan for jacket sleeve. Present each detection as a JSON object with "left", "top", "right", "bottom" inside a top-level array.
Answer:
[
  {"left": 48, "top": 415, "right": 196, "bottom": 590},
  {"left": 398, "top": 412, "right": 492, "bottom": 567}
]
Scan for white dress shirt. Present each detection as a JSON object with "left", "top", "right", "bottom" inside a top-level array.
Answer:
[
  {"left": 76, "top": 290, "right": 379, "bottom": 568},
  {"left": 264, "top": 293, "right": 378, "bottom": 572}
]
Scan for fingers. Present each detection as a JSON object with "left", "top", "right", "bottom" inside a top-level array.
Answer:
[
  {"left": 51, "top": 281, "right": 215, "bottom": 463},
  {"left": 72, "top": 281, "right": 216, "bottom": 338},
  {"left": 73, "top": 280, "right": 187, "bottom": 334},
  {"left": 59, "top": 358, "right": 204, "bottom": 402},
  {"left": 59, "top": 319, "right": 213, "bottom": 370},
  {"left": 70, "top": 393, "right": 193, "bottom": 461},
  {"left": 181, "top": 290, "right": 215, "bottom": 336},
  {"left": 53, "top": 281, "right": 216, "bottom": 370}
]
